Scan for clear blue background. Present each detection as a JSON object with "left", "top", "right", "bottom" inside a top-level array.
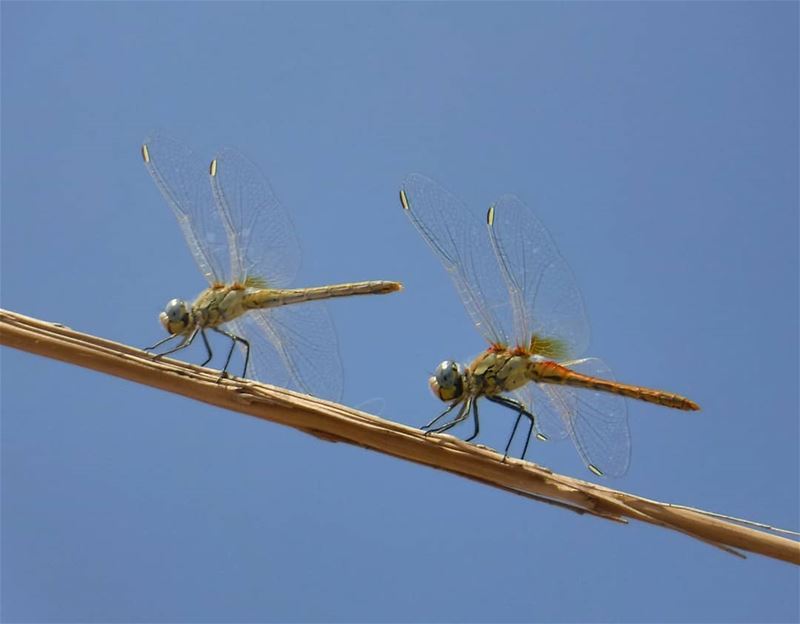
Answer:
[{"left": 2, "top": 3, "right": 798, "bottom": 622}]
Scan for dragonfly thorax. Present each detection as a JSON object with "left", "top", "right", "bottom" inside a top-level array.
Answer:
[
  {"left": 430, "top": 360, "right": 468, "bottom": 402},
  {"left": 160, "top": 298, "right": 196, "bottom": 335},
  {"left": 468, "top": 349, "right": 532, "bottom": 395}
]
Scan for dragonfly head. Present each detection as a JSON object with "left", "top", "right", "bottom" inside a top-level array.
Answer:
[
  {"left": 160, "top": 298, "right": 195, "bottom": 335},
  {"left": 430, "top": 360, "right": 467, "bottom": 402}
]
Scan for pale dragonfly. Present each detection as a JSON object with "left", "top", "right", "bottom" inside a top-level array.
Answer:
[
  {"left": 400, "top": 174, "right": 698, "bottom": 477},
  {"left": 141, "top": 134, "right": 401, "bottom": 401}
]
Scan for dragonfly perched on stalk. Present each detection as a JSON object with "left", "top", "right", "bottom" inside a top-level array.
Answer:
[
  {"left": 400, "top": 174, "right": 698, "bottom": 477},
  {"left": 141, "top": 134, "right": 401, "bottom": 401}
]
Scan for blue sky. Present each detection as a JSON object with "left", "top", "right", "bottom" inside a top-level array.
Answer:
[{"left": 2, "top": 2, "right": 798, "bottom": 622}]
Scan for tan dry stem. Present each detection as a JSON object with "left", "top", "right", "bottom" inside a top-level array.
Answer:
[{"left": 1, "top": 308, "right": 797, "bottom": 565}]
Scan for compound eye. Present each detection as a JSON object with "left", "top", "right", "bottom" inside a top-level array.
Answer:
[
  {"left": 429, "top": 360, "right": 465, "bottom": 401},
  {"left": 160, "top": 299, "right": 190, "bottom": 334},
  {"left": 164, "top": 299, "right": 187, "bottom": 321},
  {"left": 438, "top": 360, "right": 462, "bottom": 384}
]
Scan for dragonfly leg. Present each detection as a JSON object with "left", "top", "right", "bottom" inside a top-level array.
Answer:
[
  {"left": 464, "top": 399, "right": 481, "bottom": 442},
  {"left": 144, "top": 333, "right": 182, "bottom": 352},
  {"left": 199, "top": 330, "right": 213, "bottom": 366},
  {"left": 519, "top": 413, "right": 536, "bottom": 461},
  {"left": 430, "top": 396, "right": 473, "bottom": 434},
  {"left": 502, "top": 411, "right": 525, "bottom": 461},
  {"left": 151, "top": 328, "right": 199, "bottom": 359},
  {"left": 242, "top": 337, "right": 250, "bottom": 378},
  {"left": 487, "top": 395, "right": 540, "bottom": 461},
  {"left": 421, "top": 400, "right": 462, "bottom": 432},
  {"left": 211, "top": 327, "right": 250, "bottom": 379},
  {"left": 488, "top": 395, "right": 547, "bottom": 441}
]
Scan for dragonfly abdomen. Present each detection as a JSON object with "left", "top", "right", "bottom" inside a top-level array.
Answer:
[
  {"left": 245, "top": 280, "right": 401, "bottom": 309},
  {"left": 529, "top": 360, "right": 700, "bottom": 411}
]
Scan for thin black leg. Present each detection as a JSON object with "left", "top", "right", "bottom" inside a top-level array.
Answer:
[
  {"left": 200, "top": 330, "right": 213, "bottom": 366},
  {"left": 211, "top": 327, "right": 250, "bottom": 378},
  {"left": 519, "top": 412, "right": 536, "bottom": 461},
  {"left": 421, "top": 400, "right": 461, "bottom": 431},
  {"left": 429, "top": 397, "right": 472, "bottom": 434},
  {"left": 503, "top": 411, "right": 525, "bottom": 459},
  {"left": 145, "top": 333, "right": 182, "bottom": 352},
  {"left": 486, "top": 395, "right": 547, "bottom": 441},
  {"left": 242, "top": 337, "right": 250, "bottom": 377},
  {"left": 487, "top": 395, "right": 531, "bottom": 417},
  {"left": 464, "top": 399, "right": 481, "bottom": 442},
  {"left": 487, "top": 395, "right": 541, "bottom": 461},
  {"left": 152, "top": 328, "right": 199, "bottom": 359}
]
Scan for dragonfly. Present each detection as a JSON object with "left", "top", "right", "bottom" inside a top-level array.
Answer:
[
  {"left": 400, "top": 174, "right": 699, "bottom": 477},
  {"left": 141, "top": 134, "right": 401, "bottom": 401}
]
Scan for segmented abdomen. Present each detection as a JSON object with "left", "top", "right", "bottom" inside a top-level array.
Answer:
[
  {"left": 245, "top": 280, "right": 401, "bottom": 309},
  {"left": 529, "top": 360, "right": 700, "bottom": 411}
]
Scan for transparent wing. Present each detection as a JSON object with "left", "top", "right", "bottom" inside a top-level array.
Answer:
[
  {"left": 514, "top": 381, "right": 569, "bottom": 442},
  {"left": 209, "top": 148, "right": 300, "bottom": 288},
  {"left": 142, "top": 133, "right": 230, "bottom": 284},
  {"left": 229, "top": 302, "right": 343, "bottom": 402},
  {"left": 519, "top": 358, "right": 630, "bottom": 477},
  {"left": 400, "top": 174, "right": 514, "bottom": 345},
  {"left": 487, "top": 194, "right": 589, "bottom": 359},
  {"left": 226, "top": 317, "right": 295, "bottom": 392}
]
